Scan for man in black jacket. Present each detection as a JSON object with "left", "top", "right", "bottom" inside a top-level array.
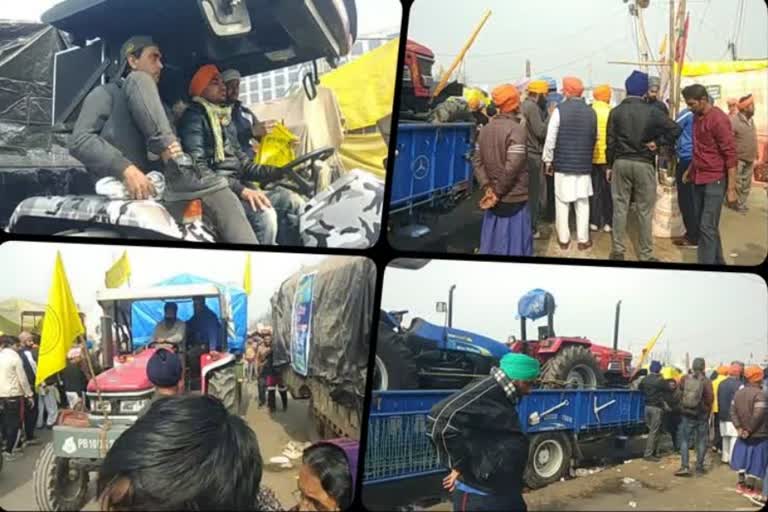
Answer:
[
  {"left": 639, "top": 361, "right": 669, "bottom": 461},
  {"left": 428, "top": 353, "right": 540, "bottom": 511},
  {"left": 180, "top": 65, "right": 305, "bottom": 245},
  {"left": 606, "top": 70, "right": 681, "bottom": 262},
  {"left": 221, "top": 69, "right": 266, "bottom": 159}
]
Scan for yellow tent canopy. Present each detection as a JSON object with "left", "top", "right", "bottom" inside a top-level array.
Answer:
[
  {"left": 0, "top": 298, "right": 47, "bottom": 335},
  {"left": 320, "top": 38, "right": 399, "bottom": 132},
  {"left": 681, "top": 60, "right": 768, "bottom": 77}
]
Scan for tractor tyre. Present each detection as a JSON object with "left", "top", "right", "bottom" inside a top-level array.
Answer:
[
  {"left": 374, "top": 325, "right": 419, "bottom": 390},
  {"left": 540, "top": 345, "right": 605, "bottom": 389},
  {"left": 33, "top": 442, "right": 90, "bottom": 511},
  {"left": 524, "top": 432, "right": 573, "bottom": 489},
  {"left": 207, "top": 365, "right": 238, "bottom": 415}
]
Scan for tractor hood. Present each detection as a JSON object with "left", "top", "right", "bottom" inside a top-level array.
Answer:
[
  {"left": 410, "top": 318, "right": 510, "bottom": 360},
  {"left": 87, "top": 348, "right": 157, "bottom": 393}
]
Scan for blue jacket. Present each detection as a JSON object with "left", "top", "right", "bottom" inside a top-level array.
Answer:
[
  {"left": 675, "top": 108, "right": 694, "bottom": 161},
  {"left": 717, "top": 376, "right": 741, "bottom": 420},
  {"left": 187, "top": 307, "right": 222, "bottom": 350},
  {"left": 553, "top": 99, "right": 597, "bottom": 173}
]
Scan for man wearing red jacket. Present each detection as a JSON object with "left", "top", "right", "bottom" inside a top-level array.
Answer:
[{"left": 681, "top": 84, "right": 738, "bottom": 265}]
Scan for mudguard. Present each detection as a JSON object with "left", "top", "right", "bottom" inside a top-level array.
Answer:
[
  {"left": 300, "top": 169, "right": 384, "bottom": 249},
  {"left": 7, "top": 195, "right": 215, "bottom": 241}
]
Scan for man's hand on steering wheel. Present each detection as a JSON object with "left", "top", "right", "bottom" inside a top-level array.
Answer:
[{"left": 241, "top": 188, "right": 272, "bottom": 211}]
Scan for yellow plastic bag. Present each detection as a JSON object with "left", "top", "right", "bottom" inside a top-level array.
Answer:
[{"left": 254, "top": 123, "right": 298, "bottom": 167}]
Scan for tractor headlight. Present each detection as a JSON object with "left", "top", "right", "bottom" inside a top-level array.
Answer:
[{"left": 119, "top": 399, "right": 148, "bottom": 414}]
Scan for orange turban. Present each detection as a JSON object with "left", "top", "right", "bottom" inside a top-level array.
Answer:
[
  {"left": 745, "top": 365, "right": 764, "bottom": 384},
  {"left": 716, "top": 365, "right": 729, "bottom": 376},
  {"left": 562, "top": 76, "right": 584, "bottom": 97},
  {"left": 738, "top": 94, "right": 754, "bottom": 110},
  {"left": 492, "top": 84, "right": 521, "bottom": 113},
  {"left": 593, "top": 84, "right": 612, "bottom": 102},
  {"left": 528, "top": 80, "right": 549, "bottom": 95},
  {"left": 189, "top": 64, "right": 220, "bottom": 98}
]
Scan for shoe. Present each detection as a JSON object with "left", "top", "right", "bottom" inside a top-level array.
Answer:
[
  {"left": 603, "top": 225, "right": 612, "bottom": 233},
  {"left": 609, "top": 252, "right": 625, "bottom": 261},
  {"left": 645, "top": 257, "right": 661, "bottom": 263},
  {"left": 25, "top": 438, "right": 39, "bottom": 446},
  {"left": 674, "top": 467, "right": 691, "bottom": 477},
  {"left": 589, "top": 224, "right": 599, "bottom": 232},
  {"left": 643, "top": 455, "right": 661, "bottom": 462},
  {"left": 747, "top": 495, "right": 767, "bottom": 506},
  {"left": 741, "top": 487, "right": 760, "bottom": 499},
  {"left": 673, "top": 237, "right": 698, "bottom": 248},
  {"left": 577, "top": 240, "right": 593, "bottom": 251},
  {"left": 558, "top": 241, "right": 571, "bottom": 250},
  {"left": 695, "top": 467, "right": 707, "bottom": 476},
  {"left": 2, "top": 452, "right": 19, "bottom": 462}
]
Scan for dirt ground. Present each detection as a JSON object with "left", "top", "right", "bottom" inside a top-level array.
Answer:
[
  {"left": 363, "top": 436, "right": 764, "bottom": 512},
  {"left": 390, "top": 182, "right": 768, "bottom": 266},
  {"left": 0, "top": 382, "right": 315, "bottom": 510}
]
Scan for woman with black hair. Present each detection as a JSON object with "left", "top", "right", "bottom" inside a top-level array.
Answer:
[
  {"left": 97, "top": 394, "right": 282, "bottom": 511},
  {"left": 293, "top": 439, "right": 358, "bottom": 511}
]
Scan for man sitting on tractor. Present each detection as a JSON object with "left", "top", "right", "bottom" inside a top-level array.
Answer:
[
  {"left": 69, "top": 36, "right": 259, "bottom": 244},
  {"left": 220, "top": 69, "right": 267, "bottom": 159},
  {"left": 187, "top": 297, "right": 221, "bottom": 352},
  {"left": 179, "top": 64, "right": 306, "bottom": 246},
  {"left": 151, "top": 302, "right": 186, "bottom": 349},
  {"left": 137, "top": 349, "right": 182, "bottom": 418}
]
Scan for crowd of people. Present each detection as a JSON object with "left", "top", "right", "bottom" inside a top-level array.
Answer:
[
  {"left": 471, "top": 69, "right": 762, "bottom": 263},
  {"left": 70, "top": 35, "right": 306, "bottom": 245},
  {"left": 636, "top": 357, "right": 768, "bottom": 506},
  {"left": 0, "top": 332, "right": 92, "bottom": 462}
]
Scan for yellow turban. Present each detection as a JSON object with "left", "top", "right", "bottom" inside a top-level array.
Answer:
[
  {"left": 528, "top": 80, "right": 548, "bottom": 95},
  {"left": 593, "top": 84, "right": 612, "bottom": 102}
]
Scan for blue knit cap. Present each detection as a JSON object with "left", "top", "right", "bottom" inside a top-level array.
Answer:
[
  {"left": 625, "top": 70, "right": 649, "bottom": 97},
  {"left": 650, "top": 360, "right": 662, "bottom": 373}
]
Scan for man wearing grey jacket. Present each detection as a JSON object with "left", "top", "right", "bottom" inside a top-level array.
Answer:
[{"left": 69, "top": 36, "right": 257, "bottom": 244}]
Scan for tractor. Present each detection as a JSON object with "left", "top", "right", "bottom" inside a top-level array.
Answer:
[
  {"left": 33, "top": 282, "right": 243, "bottom": 511},
  {"left": 508, "top": 289, "right": 634, "bottom": 389}
]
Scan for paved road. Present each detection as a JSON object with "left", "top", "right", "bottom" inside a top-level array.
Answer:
[{"left": 0, "top": 382, "right": 316, "bottom": 511}]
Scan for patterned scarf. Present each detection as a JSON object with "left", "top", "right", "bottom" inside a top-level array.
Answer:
[{"left": 192, "top": 96, "right": 233, "bottom": 162}]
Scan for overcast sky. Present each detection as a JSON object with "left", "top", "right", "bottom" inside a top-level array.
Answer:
[
  {"left": 408, "top": 0, "right": 768, "bottom": 88},
  {"left": 382, "top": 260, "right": 767, "bottom": 368},
  {"left": 0, "top": 0, "right": 402, "bottom": 36},
  {"left": 0, "top": 242, "right": 329, "bottom": 325}
]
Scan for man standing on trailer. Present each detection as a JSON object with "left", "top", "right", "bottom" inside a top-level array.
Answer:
[{"left": 428, "top": 353, "right": 540, "bottom": 511}]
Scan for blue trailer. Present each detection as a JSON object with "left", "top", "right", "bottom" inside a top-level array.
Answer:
[
  {"left": 389, "top": 122, "right": 475, "bottom": 237},
  {"left": 363, "top": 388, "right": 646, "bottom": 502}
]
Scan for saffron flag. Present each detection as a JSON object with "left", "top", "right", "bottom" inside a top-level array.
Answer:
[
  {"left": 36, "top": 252, "right": 84, "bottom": 387},
  {"left": 243, "top": 254, "right": 252, "bottom": 295},
  {"left": 105, "top": 250, "right": 131, "bottom": 288}
]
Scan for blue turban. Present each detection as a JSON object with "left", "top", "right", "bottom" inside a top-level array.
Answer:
[
  {"left": 649, "top": 360, "right": 662, "bottom": 374},
  {"left": 147, "top": 349, "right": 182, "bottom": 388},
  {"left": 500, "top": 353, "right": 541, "bottom": 381},
  {"left": 625, "top": 70, "right": 649, "bottom": 97}
]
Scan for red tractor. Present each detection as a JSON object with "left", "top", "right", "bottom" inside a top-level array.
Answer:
[{"left": 508, "top": 291, "right": 634, "bottom": 389}]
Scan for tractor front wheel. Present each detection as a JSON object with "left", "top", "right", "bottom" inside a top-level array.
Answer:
[
  {"left": 207, "top": 365, "right": 239, "bottom": 415},
  {"left": 540, "top": 346, "right": 605, "bottom": 389},
  {"left": 33, "top": 442, "right": 90, "bottom": 511},
  {"left": 524, "top": 432, "right": 573, "bottom": 489}
]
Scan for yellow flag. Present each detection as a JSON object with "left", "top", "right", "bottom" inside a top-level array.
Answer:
[
  {"left": 105, "top": 250, "right": 131, "bottom": 288},
  {"left": 243, "top": 254, "right": 252, "bottom": 295},
  {"left": 635, "top": 325, "right": 666, "bottom": 371},
  {"left": 36, "top": 252, "right": 85, "bottom": 387},
  {"left": 658, "top": 34, "right": 668, "bottom": 58}
]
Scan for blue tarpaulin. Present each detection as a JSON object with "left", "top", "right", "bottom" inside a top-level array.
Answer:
[
  {"left": 517, "top": 288, "right": 556, "bottom": 321},
  {"left": 130, "top": 274, "right": 247, "bottom": 353}
]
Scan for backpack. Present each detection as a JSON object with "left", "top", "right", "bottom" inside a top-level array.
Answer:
[{"left": 681, "top": 375, "right": 705, "bottom": 414}]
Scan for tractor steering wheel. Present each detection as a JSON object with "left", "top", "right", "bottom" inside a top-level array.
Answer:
[{"left": 280, "top": 147, "right": 336, "bottom": 197}]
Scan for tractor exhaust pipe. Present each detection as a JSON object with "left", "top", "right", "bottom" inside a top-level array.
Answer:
[
  {"left": 101, "top": 316, "right": 114, "bottom": 371},
  {"left": 448, "top": 285, "right": 456, "bottom": 328},
  {"left": 613, "top": 300, "right": 622, "bottom": 351}
]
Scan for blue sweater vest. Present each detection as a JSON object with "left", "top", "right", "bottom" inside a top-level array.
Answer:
[{"left": 553, "top": 99, "right": 597, "bottom": 173}]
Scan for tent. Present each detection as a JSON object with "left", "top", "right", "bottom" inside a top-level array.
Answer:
[
  {"left": 319, "top": 38, "right": 400, "bottom": 179},
  {"left": 0, "top": 298, "right": 47, "bottom": 335},
  {"left": 681, "top": 59, "right": 767, "bottom": 165},
  {"left": 130, "top": 274, "right": 247, "bottom": 353}
]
